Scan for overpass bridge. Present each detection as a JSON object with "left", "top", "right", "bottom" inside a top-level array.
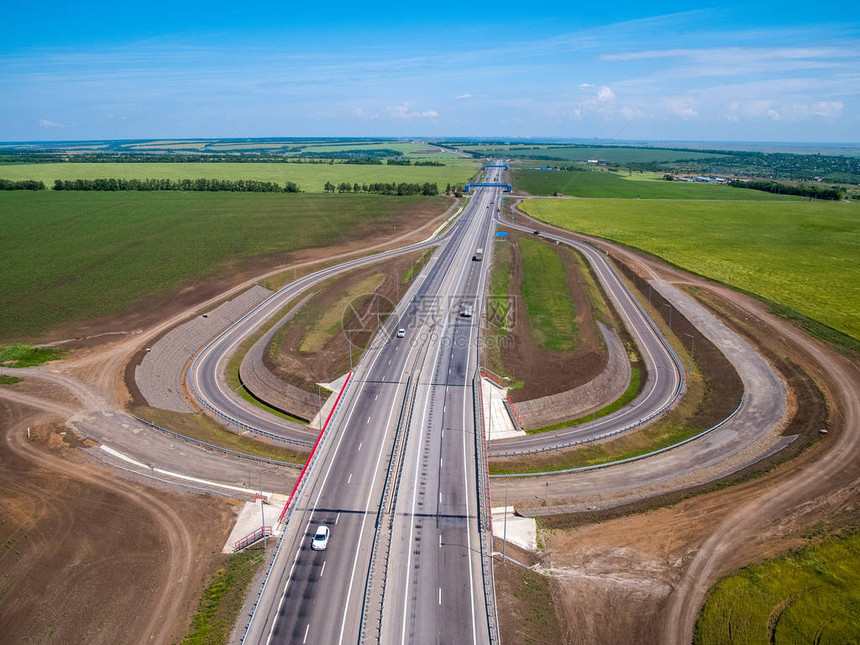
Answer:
[
  {"left": 482, "top": 163, "right": 509, "bottom": 170},
  {"left": 465, "top": 182, "right": 511, "bottom": 193}
]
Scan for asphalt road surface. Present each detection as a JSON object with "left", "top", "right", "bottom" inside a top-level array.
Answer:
[{"left": 242, "top": 167, "right": 503, "bottom": 644}]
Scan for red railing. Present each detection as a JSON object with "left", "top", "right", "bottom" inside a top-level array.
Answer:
[
  {"left": 234, "top": 525, "right": 273, "bottom": 551},
  {"left": 277, "top": 371, "right": 352, "bottom": 524}
]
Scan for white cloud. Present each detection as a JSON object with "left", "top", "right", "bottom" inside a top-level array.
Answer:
[
  {"left": 386, "top": 104, "right": 440, "bottom": 120},
  {"left": 38, "top": 118, "right": 65, "bottom": 127},
  {"left": 597, "top": 85, "right": 615, "bottom": 102},
  {"left": 810, "top": 100, "right": 843, "bottom": 117},
  {"left": 579, "top": 83, "right": 593, "bottom": 88},
  {"left": 455, "top": 93, "right": 473, "bottom": 99}
]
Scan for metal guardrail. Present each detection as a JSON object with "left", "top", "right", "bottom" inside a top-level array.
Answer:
[
  {"left": 473, "top": 370, "right": 501, "bottom": 644},
  {"left": 187, "top": 377, "right": 314, "bottom": 448},
  {"left": 130, "top": 415, "right": 305, "bottom": 467},
  {"left": 239, "top": 370, "right": 358, "bottom": 644},
  {"left": 492, "top": 393, "right": 746, "bottom": 478},
  {"left": 485, "top": 214, "right": 688, "bottom": 457}
]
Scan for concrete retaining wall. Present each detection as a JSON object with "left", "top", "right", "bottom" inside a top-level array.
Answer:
[
  {"left": 239, "top": 294, "right": 320, "bottom": 423},
  {"left": 515, "top": 323, "right": 631, "bottom": 430},
  {"left": 135, "top": 285, "right": 273, "bottom": 413}
]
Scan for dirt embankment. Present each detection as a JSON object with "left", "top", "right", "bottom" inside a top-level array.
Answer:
[
  {"left": 266, "top": 251, "right": 426, "bottom": 391},
  {"left": 495, "top": 222, "right": 850, "bottom": 645},
  {"left": 493, "top": 230, "right": 611, "bottom": 402},
  {"left": 0, "top": 391, "right": 234, "bottom": 644}
]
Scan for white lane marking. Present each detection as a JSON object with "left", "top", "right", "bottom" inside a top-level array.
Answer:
[
  {"left": 439, "top": 587, "right": 442, "bottom": 605},
  {"left": 358, "top": 442, "right": 362, "bottom": 451},
  {"left": 303, "top": 624, "right": 310, "bottom": 644},
  {"left": 347, "top": 473, "right": 353, "bottom": 484},
  {"left": 366, "top": 416, "right": 371, "bottom": 424},
  {"left": 375, "top": 394, "right": 379, "bottom": 401},
  {"left": 320, "top": 561, "right": 326, "bottom": 578},
  {"left": 336, "top": 512, "right": 340, "bottom": 525},
  {"left": 440, "top": 456, "right": 443, "bottom": 468},
  {"left": 388, "top": 359, "right": 392, "bottom": 365},
  {"left": 439, "top": 533, "right": 442, "bottom": 548},
  {"left": 382, "top": 376, "right": 386, "bottom": 382},
  {"left": 337, "top": 369, "right": 403, "bottom": 645}
]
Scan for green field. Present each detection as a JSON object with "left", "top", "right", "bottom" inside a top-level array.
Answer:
[
  {"left": 0, "top": 160, "right": 478, "bottom": 192},
  {"left": 518, "top": 237, "right": 578, "bottom": 352},
  {"left": 461, "top": 143, "right": 725, "bottom": 164},
  {"left": 522, "top": 199, "right": 860, "bottom": 341},
  {"left": 512, "top": 168, "right": 799, "bottom": 199},
  {"left": 0, "top": 191, "right": 449, "bottom": 339},
  {"left": 695, "top": 532, "right": 860, "bottom": 645}
]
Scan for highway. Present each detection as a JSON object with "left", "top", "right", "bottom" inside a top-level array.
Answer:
[
  {"left": 488, "top": 214, "right": 684, "bottom": 455},
  {"left": 187, "top": 208, "right": 458, "bottom": 448},
  {"left": 241, "top": 167, "right": 504, "bottom": 644}
]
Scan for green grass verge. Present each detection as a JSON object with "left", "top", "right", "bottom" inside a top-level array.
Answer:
[
  {"left": 525, "top": 367, "right": 641, "bottom": 434},
  {"left": 518, "top": 237, "right": 578, "bottom": 352},
  {"left": 0, "top": 160, "right": 478, "bottom": 193},
  {"left": 181, "top": 548, "right": 266, "bottom": 645},
  {"left": 522, "top": 198, "right": 860, "bottom": 342},
  {"left": 0, "top": 374, "right": 22, "bottom": 385},
  {"left": 132, "top": 405, "right": 308, "bottom": 464},
  {"left": 0, "top": 192, "right": 449, "bottom": 339},
  {"left": 695, "top": 531, "right": 860, "bottom": 645},
  {"left": 402, "top": 249, "right": 434, "bottom": 283},
  {"left": 0, "top": 344, "right": 66, "bottom": 367}
]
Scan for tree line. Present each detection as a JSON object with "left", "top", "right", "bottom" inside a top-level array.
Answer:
[
  {"left": 727, "top": 179, "right": 844, "bottom": 201},
  {"left": 52, "top": 178, "right": 300, "bottom": 192},
  {"left": 0, "top": 179, "right": 46, "bottom": 190},
  {"left": 323, "top": 181, "right": 439, "bottom": 196}
]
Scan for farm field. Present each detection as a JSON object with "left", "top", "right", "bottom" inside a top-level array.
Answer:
[
  {"left": 512, "top": 168, "right": 799, "bottom": 199},
  {"left": 460, "top": 143, "right": 726, "bottom": 163},
  {"left": 695, "top": 532, "right": 860, "bottom": 645},
  {"left": 521, "top": 199, "right": 860, "bottom": 341},
  {"left": 0, "top": 191, "right": 450, "bottom": 340},
  {"left": 0, "top": 160, "right": 478, "bottom": 192}
]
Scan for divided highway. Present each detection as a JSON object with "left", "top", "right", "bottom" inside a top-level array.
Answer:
[{"left": 241, "top": 168, "right": 503, "bottom": 643}]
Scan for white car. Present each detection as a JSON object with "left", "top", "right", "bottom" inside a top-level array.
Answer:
[
  {"left": 311, "top": 525, "right": 330, "bottom": 551},
  {"left": 396, "top": 328, "right": 406, "bottom": 338},
  {"left": 461, "top": 304, "right": 474, "bottom": 318}
]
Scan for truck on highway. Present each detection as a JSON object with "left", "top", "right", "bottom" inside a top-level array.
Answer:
[{"left": 473, "top": 248, "right": 483, "bottom": 262}]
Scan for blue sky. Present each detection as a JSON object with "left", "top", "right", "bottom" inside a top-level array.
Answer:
[{"left": 3, "top": 1, "right": 858, "bottom": 142}]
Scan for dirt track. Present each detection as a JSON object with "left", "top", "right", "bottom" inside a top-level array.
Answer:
[
  {"left": 0, "top": 199, "right": 461, "bottom": 642},
  {"left": 0, "top": 394, "right": 234, "bottom": 644},
  {"left": 508, "top": 213, "right": 860, "bottom": 644}
]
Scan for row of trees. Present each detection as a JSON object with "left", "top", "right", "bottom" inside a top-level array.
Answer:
[
  {"left": 323, "top": 181, "right": 439, "bottom": 196},
  {"left": 727, "top": 179, "right": 844, "bottom": 201},
  {"left": 0, "top": 179, "right": 46, "bottom": 190},
  {"left": 52, "top": 178, "right": 300, "bottom": 192}
]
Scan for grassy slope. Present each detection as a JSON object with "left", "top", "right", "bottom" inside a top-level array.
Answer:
[
  {"left": 695, "top": 532, "right": 860, "bottom": 645},
  {"left": 0, "top": 192, "right": 449, "bottom": 339},
  {"left": 0, "top": 160, "right": 477, "bottom": 192},
  {"left": 181, "top": 548, "right": 266, "bottom": 645},
  {"left": 518, "top": 237, "right": 578, "bottom": 352},
  {"left": 522, "top": 199, "right": 860, "bottom": 341},
  {"left": 512, "top": 168, "right": 799, "bottom": 199}
]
